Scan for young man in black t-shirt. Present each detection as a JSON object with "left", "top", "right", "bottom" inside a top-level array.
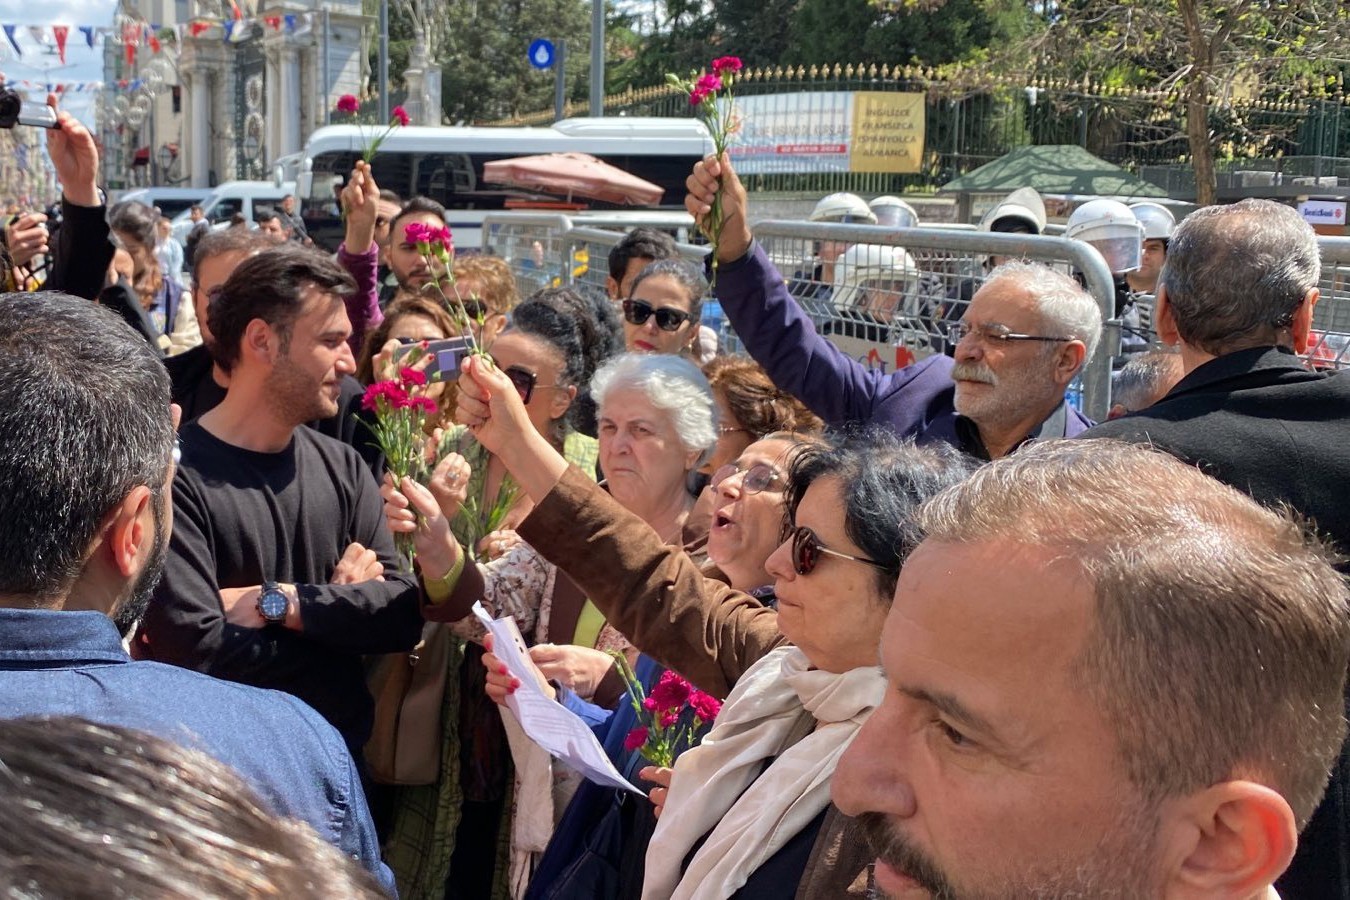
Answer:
[{"left": 139, "top": 245, "right": 422, "bottom": 757}]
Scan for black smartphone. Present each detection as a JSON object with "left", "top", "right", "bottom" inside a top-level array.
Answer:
[{"left": 395, "top": 336, "right": 473, "bottom": 382}]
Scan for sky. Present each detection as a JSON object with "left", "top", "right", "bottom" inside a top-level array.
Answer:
[{"left": 0, "top": 0, "right": 118, "bottom": 127}]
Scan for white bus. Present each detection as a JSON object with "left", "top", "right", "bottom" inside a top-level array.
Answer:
[{"left": 296, "top": 117, "right": 713, "bottom": 251}]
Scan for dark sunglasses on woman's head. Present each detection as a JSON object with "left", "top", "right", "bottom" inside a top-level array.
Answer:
[
  {"left": 622, "top": 299, "right": 690, "bottom": 332},
  {"left": 786, "top": 524, "right": 888, "bottom": 576},
  {"left": 711, "top": 461, "right": 783, "bottom": 495}
]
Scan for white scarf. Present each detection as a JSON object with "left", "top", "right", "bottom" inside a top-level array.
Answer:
[{"left": 642, "top": 646, "right": 886, "bottom": 900}]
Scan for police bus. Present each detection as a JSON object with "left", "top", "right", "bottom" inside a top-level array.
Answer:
[{"left": 296, "top": 117, "right": 713, "bottom": 251}]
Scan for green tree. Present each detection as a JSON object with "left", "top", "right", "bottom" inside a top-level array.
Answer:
[
  {"left": 436, "top": 0, "right": 592, "bottom": 122},
  {"left": 792, "top": 0, "right": 1034, "bottom": 68},
  {"left": 1019, "top": 0, "right": 1350, "bottom": 204},
  {"left": 713, "top": 0, "right": 799, "bottom": 68}
]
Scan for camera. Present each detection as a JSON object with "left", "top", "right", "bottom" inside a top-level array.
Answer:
[{"left": 0, "top": 87, "right": 58, "bottom": 130}]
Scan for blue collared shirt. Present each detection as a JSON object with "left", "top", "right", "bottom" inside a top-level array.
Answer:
[{"left": 0, "top": 608, "right": 395, "bottom": 895}]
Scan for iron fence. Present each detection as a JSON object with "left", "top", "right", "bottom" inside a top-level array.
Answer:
[{"left": 482, "top": 66, "right": 1349, "bottom": 198}]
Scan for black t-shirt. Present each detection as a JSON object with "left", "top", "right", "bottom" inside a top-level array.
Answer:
[{"left": 139, "top": 422, "right": 422, "bottom": 755}]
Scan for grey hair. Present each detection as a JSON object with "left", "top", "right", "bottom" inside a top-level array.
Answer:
[
  {"left": 1112, "top": 349, "right": 1184, "bottom": 413},
  {"left": 629, "top": 258, "right": 708, "bottom": 329},
  {"left": 985, "top": 260, "right": 1103, "bottom": 363},
  {"left": 591, "top": 352, "right": 717, "bottom": 459},
  {"left": 1159, "top": 199, "right": 1319, "bottom": 355},
  {"left": 0, "top": 293, "right": 174, "bottom": 602}
]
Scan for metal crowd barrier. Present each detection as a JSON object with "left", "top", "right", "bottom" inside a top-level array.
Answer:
[
  {"left": 479, "top": 211, "right": 1350, "bottom": 424},
  {"left": 1311, "top": 237, "right": 1350, "bottom": 370},
  {"left": 748, "top": 220, "right": 1118, "bottom": 422}
]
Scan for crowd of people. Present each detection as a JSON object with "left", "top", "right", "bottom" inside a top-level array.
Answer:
[{"left": 0, "top": 99, "right": 1347, "bottom": 900}]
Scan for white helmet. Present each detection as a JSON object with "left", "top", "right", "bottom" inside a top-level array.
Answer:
[
  {"left": 868, "top": 196, "right": 918, "bottom": 229},
  {"left": 1066, "top": 198, "right": 1144, "bottom": 274},
  {"left": 1128, "top": 201, "right": 1176, "bottom": 241},
  {"left": 832, "top": 244, "right": 919, "bottom": 315},
  {"left": 978, "top": 186, "right": 1046, "bottom": 234},
  {"left": 810, "top": 192, "right": 877, "bottom": 225}
]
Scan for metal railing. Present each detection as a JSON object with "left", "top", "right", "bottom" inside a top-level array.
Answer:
[{"left": 478, "top": 211, "right": 1350, "bottom": 423}]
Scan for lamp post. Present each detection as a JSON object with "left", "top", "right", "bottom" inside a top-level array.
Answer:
[{"left": 157, "top": 143, "right": 174, "bottom": 180}]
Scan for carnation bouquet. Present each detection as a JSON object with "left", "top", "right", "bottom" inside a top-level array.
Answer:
[
  {"left": 401, "top": 222, "right": 518, "bottom": 557},
  {"left": 334, "top": 94, "right": 411, "bottom": 163},
  {"left": 361, "top": 360, "right": 440, "bottom": 568},
  {"left": 666, "top": 56, "right": 743, "bottom": 291},
  {"left": 611, "top": 655, "right": 722, "bottom": 768}
]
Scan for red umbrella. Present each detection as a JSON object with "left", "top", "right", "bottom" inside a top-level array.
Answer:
[{"left": 483, "top": 152, "right": 665, "bottom": 206}]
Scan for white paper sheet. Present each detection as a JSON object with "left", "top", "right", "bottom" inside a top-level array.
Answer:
[{"left": 472, "top": 601, "right": 645, "bottom": 796}]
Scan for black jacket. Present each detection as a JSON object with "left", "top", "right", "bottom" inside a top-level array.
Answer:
[{"left": 1085, "top": 346, "right": 1350, "bottom": 899}]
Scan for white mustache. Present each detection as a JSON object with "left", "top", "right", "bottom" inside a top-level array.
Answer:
[{"left": 951, "top": 362, "right": 997, "bottom": 385}]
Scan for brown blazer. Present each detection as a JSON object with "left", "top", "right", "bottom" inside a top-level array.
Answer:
[{"left": 518, "top": 467, "right": 875, "bottom": 900}]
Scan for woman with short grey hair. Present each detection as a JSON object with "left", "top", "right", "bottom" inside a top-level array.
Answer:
[{"left": 591, "top": 352, "right": 718, "bottom": 470}]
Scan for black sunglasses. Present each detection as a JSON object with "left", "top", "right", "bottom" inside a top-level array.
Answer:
[
  {"left": 622, "top": 299, "right": 690, "bottom": 332},
  {"left": 460, "top": 299, "right": 490, "bottom": 321},
  {"left": 503, "top": 365, "right": 563, "bottom": 404},
  {"left": 711, "top": 461, "right": 783, "bottom": 495},
  {"left": 786, "top": 524, "right": 888, "bottom": 576}
]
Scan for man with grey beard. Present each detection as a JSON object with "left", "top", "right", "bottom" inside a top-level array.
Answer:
[{"left": 684, "top": 154, "right": 1101, "bottom": 459}]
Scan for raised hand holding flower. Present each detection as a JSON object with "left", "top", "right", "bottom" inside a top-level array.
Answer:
[{"left": 666, "top": 56, "right": 743, "bottom": 291}]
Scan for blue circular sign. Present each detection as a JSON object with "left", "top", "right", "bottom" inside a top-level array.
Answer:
[{"left": 528, "top": 39, "right": 555, "bottom": 70}]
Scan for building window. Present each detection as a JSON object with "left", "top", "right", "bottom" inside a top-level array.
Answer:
[{"left": 172, "top": 85, "right": 181, "bottom": 114}]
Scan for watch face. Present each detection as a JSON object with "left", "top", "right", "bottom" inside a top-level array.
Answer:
[{"left": 258, "top": 588, "right": 288, "bottom": 622}]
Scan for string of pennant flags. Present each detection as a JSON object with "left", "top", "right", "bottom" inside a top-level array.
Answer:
[{"left": 0, "top": 12, "right": 314, "bottom": 66}]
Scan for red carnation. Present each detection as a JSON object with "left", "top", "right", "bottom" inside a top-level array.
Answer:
[
  {"left": 391, "top": 105, "right": 411, "bottom": 127},
  {"left": 403, "top": 221, "right": 432, "bottom": 245},
  {"left": 336, "top": 94, "right": 360, "bottom": 115},
  {"left": 412, "top": 396, "right": 438, "bottom": 415},
  {"left": 695, "top": 73, "right": 723, "bottom": 96},
  {"left": 690, "top": 691, "right": 722, "bottom": 723},
  {"left": 648, "top": 671, "right": 692, "bottom": 712},
  {"left": 624, "top": 726, "right": 649, "bottom": 752},
  {"left": 711, "top": 56, "right": 743, "bottom": 75},
  {"left": 399, "top": 366, "right": 427, "bottom": 387}
]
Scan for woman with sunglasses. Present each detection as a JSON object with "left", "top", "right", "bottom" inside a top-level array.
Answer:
[
  {"left": 447, "top": 360, "right": 972, "bottom": 898},
  {"left": 451, "top": 254, "right": 520, "bottom": 344},
  {"left": 373, "top": 297, "right": 604, "bottom": 900},
  {"left": 480, "top": 431, "right": 818, "bottom": 900},
  {"left": 622, "top": 259, "right": 706, "bottom": 356}
]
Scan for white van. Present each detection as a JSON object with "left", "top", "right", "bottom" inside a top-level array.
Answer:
[
  {"left": 116, "top": 187, "right": 210, "bottom": 220},
  {"left": 169, "top": 180, "right": 297, "bottom": 242}
]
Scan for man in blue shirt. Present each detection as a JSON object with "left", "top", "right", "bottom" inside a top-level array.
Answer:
[{"left": 0, "top": 291, "right": 394, "bottom": 894}]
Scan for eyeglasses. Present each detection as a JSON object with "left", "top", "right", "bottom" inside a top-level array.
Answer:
[
  {"left": 718, "top": 425, "right": 750, "bottom": 436},
  {"left": 622, "top": 299, "right": 691, "bottom": 332},
  {"left": 786, "top": 524, "right": 888, "bottom": 576},
  {"left": 711, "top": 461, "right": 783, "bottom": 495},
  {"left": 503, "top": 365, "right": 562, "bottom": 404},
  {"left": 946, "top": 322, "right": 1073, "bottom": 345}
]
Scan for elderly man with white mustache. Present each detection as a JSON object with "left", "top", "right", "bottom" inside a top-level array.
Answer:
[{"left": 685, "top": 155, "right": 1102, "bottom": 459}]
